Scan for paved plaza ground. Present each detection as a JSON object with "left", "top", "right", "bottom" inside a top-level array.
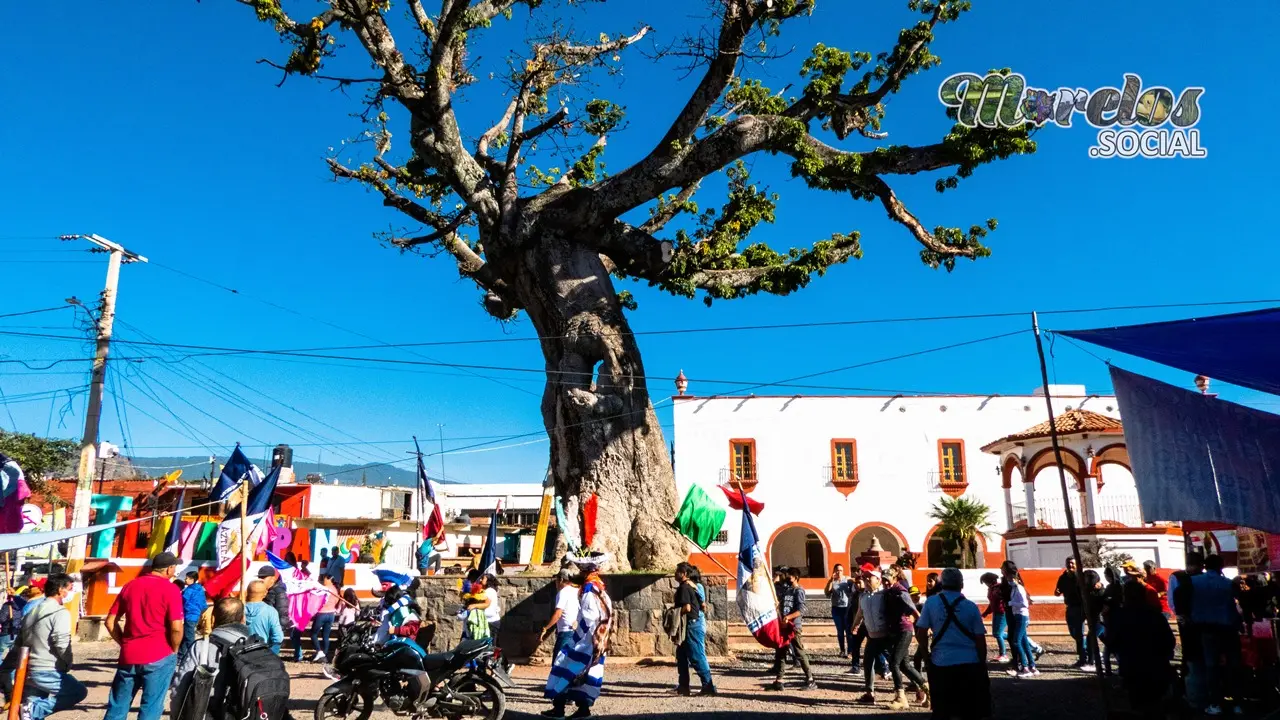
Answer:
[{"left": 48, "top": 641, "right": 1121, "bottom": 720}]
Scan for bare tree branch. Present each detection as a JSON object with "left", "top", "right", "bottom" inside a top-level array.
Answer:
[{"left": 639, "top": 181, "right": 700, "bottom": 234}]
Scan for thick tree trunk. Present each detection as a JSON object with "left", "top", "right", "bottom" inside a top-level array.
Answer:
[{"left": 508, "top": 228, "right": 685, "bottom": 571}]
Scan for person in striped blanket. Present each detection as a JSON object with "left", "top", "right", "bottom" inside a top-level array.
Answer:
[
  {"left": 375, "top": 581, "right": 421, "bottom": 645},
  {"left": 543, "top": 553, "right": 613, "bottom": 719}
]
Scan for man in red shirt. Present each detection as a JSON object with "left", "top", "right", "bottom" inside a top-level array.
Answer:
[
  {"left": 103, "top": 551, "right": 185, "bottom": 720},
  {"left": 1143, "top": 560, "right": 1172, "bottom": 617}
]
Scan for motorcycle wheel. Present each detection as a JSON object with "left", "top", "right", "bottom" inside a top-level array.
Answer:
[
  {"left": 315, "top": 687, "right": 375, "bottom": 720},
  {"left": 444, "top": 675, "right": 506, "bottom": 720}
]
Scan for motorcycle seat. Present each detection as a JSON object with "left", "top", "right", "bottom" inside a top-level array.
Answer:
[{"left": 421, "top": 651, "right": 455, "bottom": 670}]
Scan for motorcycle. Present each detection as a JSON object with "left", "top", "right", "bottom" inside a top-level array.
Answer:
[
  {"left": 323, "top": 606, "right": 516, "bottom": 692},
  {"left": 317, "top": 632, "right": 506, "bottom": 720}
]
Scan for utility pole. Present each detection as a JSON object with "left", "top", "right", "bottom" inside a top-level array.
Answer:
[
  {"left": 437, "top": 424, "right": 446, "bottom": 484},
  {"left": 62, "top": 234, "right": 147, "bottom": 574}
]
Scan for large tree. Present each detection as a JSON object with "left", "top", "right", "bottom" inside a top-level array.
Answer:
[{"left": 233, "top": 0, "right": 1035, "bottom": 569}]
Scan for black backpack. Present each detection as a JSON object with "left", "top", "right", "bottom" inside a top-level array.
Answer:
[{"left": 211, "top": 635, "right": 290, "bottom": 720}]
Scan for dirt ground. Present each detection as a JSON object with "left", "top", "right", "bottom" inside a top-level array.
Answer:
[{"left": 45, "top": 641, "right": 1129, "bottom": 720}]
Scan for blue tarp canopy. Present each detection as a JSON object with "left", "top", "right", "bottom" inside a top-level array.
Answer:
[{"left": 1059, "top": 307, "right": 1280, "bottom": 397}]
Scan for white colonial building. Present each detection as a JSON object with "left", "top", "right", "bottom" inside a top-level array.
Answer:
[{"left": 672, "top": 383, "right": 1183, "bottom": 575}]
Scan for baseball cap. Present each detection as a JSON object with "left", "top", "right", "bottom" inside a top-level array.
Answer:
[
  {"left": 860, "top": 563, "right": 875, "bottom": 574},
  {"left": 256, "top": 565, "right": 279, "bottom": 578},
  {"left": 908, "top": 586, "right": 921, "bottom": 595},
  {"left": 151, "top": 552, "right": 180, "bottom": 570},
  {"left": 30, "top": 578, "right": 46, "bottom": 591},
  {"left": 867, "top": 570, "right": 881, "bottom": 580}
]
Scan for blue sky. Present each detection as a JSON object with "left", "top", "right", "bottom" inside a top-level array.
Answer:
[{"left": 2, "top": 1, "right": 1277, "bottom": 484}]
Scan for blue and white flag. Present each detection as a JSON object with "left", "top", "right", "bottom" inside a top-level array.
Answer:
[
  {"left": 210, "top": 445, "right": 264, "bottom": 503},
  {"left": 216, "top": 465, "right": 281, "bottom": 569},
  {"left": 478, "top": 501, "right": 500, "bottom": 577},
  {"left": 162, "top": 488, "right": 186, "bottom": 556}
]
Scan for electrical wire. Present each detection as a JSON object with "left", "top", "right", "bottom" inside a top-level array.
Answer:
[
  {"left": 3, "top": 297, "right": 1278, "bottom": 352},
  {"left": 114, "top": 319, "right": 410, "bottom": 468},
  {"left": 0, "top": 306, "right": 74, "bottom": 321},
  {"left": 148, "top": 260, "right": 539, "bottom": 399}
]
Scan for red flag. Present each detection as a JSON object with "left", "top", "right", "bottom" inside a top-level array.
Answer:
[
  {"left": 203, "top": 561, "right": 244, "bottom": 599},
  {"left": 581, "top": 493, "right": 598, "bottom": 548},
  {"left": 719, "top": 484, "right": 764, "bottom": 515}
]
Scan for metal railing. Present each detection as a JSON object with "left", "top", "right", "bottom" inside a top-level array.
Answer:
[
  {"left": 1094, "top": 496, "right": 1144, "bottom": 526},
  {"left": 926, "top": 470, "right": 967, "bottom": 492},
  {"left": 1011, "top": 496, "right": 1144, "bottom": 528},
  {"left": 719, "top": 467, "right": 758, "bottom": 487},
  {"left": 822, "top": 464, "right": 859, "bottom": 483}
]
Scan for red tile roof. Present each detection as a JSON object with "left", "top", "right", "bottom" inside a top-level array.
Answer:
[{"left": 983, "top": 409, "right": 1123, "bottom": 451}]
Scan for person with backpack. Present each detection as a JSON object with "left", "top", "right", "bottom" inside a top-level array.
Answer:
[
  {"left": 916, "top": 568, "right": 989, "bottom": 720},
  {"left": 3, "top": 574, "right": 85, "bottom": 720},
  {"left": 171, "top": 596, "right": 291, "bottom": 720},
  {"left": 672, "top": 562, "right": 716, "bottom": 696}
]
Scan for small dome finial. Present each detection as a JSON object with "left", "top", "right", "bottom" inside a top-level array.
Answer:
[
  {"left": 675, "top": 369, "right": 689, "bottom": 396},
  {"left": 1194, "top": 375, "right": 1210, "bottom": 395}
]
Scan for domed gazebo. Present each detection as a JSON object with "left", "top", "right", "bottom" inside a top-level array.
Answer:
[{"left": 981, "top": 408, "right": 1184, "bottom": 568}]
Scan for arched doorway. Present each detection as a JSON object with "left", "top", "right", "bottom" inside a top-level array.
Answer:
[
  {"left": 847, "top": 524, "right": 905, "bottom": 568},
  {"left": 769, "top": 525, "right": 828, "bottom": 578}
]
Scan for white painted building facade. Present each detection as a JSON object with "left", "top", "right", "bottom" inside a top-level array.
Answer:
[{"left": 672, "top": 384, "right": 1167, "bottom": 574}]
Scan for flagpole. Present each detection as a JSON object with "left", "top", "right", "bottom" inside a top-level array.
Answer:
[
  {"left": 680, "top": 535, "right": 735, "bottom": 577},
  {"left": 239, "top": 475, "right": 249, "bottom": 603}
]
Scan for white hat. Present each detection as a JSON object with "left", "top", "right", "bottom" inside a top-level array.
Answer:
[{"left": 566, "top": 551, "right": 612, "bottom": 571}]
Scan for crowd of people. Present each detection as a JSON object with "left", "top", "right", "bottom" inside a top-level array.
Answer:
[
  {"left": 0, "top": 545, "right": 1267, "bottom": 720},
  {"left": 0, "top": 545, "right": 374, "bottom": 720}
]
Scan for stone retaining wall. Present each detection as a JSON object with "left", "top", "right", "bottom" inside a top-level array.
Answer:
[{"left": 412, "top": 573, "right": 729, "bottom": 660}]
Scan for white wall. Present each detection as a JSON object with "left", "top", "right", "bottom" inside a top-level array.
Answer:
[
  {"left": 309, "top": 486, "right": 420, "bottom": 521},
  {"left": 673, "top": 391, "right": 1120, "bottom": 568},
  {"left": 438, "top": 483, "right": 545, "bottom": 516}
]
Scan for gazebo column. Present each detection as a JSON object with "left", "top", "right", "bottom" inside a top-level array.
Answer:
[
  {"left": 1003, "top": 484, "right": 1015, "bottom": 531},
  {"left": 1023, "top": 477, "right": 1037, "bottom": 529},
  {"left": 1083, "top": 452, "right": 1100, "bottom": 525}
]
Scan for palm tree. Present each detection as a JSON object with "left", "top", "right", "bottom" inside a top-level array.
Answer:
[{"left": 927, "top": 496, "right": 995, "bottom": 569}]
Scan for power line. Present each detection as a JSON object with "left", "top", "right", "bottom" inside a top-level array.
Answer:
[
  {"left": 0, "top": 306, "right": 73, "bottom": 321},
  {"left": 114, "top": 320, "right": 375, "bottom": 467},
  {"left": 4, "top": 296, "right": 1278, "bottom": 356},
  {"left": 148, "top": 260, "right": 539, "bottom": 399}
]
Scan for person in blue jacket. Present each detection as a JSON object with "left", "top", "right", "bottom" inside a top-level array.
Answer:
[{"left": 179, "top": 572, "right": 207, "bottom": 660}]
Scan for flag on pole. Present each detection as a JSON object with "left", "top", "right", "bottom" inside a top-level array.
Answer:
[
  {"left": 210, "top": 445, "right": 263, "bottom": 503},
  {"left": 736, "top": 487, "right": 790, "bottom": 649},
  {"left": 206, "top": 466, "right": 281, "bottom": 597},
  {"left": 265, "top": 550, "right": 292, "bottom": 571},
  {"left": 672, "top": 485, "right": 727, "bottom": 550},
  {"left": 414, "top": 438, "right": 446, "bottom": 549},
  {"left": 162, "top": 489, "right": 186, "bottom": 556},
  {"left": 718, "top": 484, "right": 765, "bottom": 515},
  {"left": 478, "top": 501, "right": 500, "bottom": 577}
]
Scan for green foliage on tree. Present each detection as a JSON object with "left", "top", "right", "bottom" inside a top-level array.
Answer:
[
  {"left": 226, "top": 0, "right": 1041, "bottom": 569},
  {"left": 0, "top": 430, "right": 77, "bottom": 506},
  {"left": 927, "top": 496, "right": 993, "bottom": 569}
]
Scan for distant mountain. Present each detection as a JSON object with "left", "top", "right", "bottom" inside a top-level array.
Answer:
[{"left": 107, "top": 455, "right": 444, "bottom": 487}]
